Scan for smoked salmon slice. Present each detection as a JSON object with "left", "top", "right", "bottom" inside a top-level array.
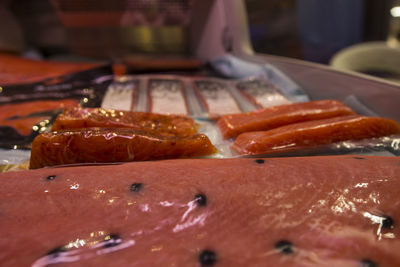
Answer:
[
  {"left": 233, "top": 115, "right": 400, "bottom": 155},
  {"left": 0, "top": 99, "right": 79, "bottom": 135},
  {"left": 29, "top": 128, "right": 217, "bottom": 169},
  {"left": 52, "top": 107, "right": 197, "bottom": 136},
  {"left": 0, "top": 54, "right": 100, "bottom": 85},
  {"left": 1, "top": 156, "right": 400, "bottom": 266},
  {"left": 217, "top": 100, "right": 355, "bottom": 139}
]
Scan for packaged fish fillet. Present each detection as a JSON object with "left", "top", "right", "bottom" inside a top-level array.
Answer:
[
  {"left": 0, "top": 64, "right": 113, "bottom": 148},
  {"left": 0, "top": 64, "right": 113, "bottom": 168},
  {"left": 1, "top": 56, "right": 400, "bottom": 267},
  {"left": 2, "top": 93, "right": 400, "bottom": 264},
  {"left": 1, "top": 70, "right": 400, "bottom": 171},
  {"left": 100, "top": 75, "right": 302, "bottom": 120},
  {"left": 0, "top": 54, "right": 108, "bottom": 86}
]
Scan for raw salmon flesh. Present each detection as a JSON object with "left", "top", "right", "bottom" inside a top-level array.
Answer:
[{"left": 0, "top": 156, "right": 399, "bottom": 266}]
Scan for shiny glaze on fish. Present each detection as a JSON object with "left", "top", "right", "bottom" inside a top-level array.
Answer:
[
  {"left": 52, "top": 107, "right": 197, "bottom": 136},
  {"left": 0, "top": 156, "right": 399, "bottom": 266},
  {"left": 29, "top": 128, "right": 217, "bottom": 169},
  {"left": 233, "top": 115, "right": 400, "bottom": 155},
  {"left": 217, "top": 100, "right": 355, "bottom": 139}
]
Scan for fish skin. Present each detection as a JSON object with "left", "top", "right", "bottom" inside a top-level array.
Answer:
[
  {"left": 52, "top": 107, "right": 197, "bottom": 137},
  {"left": 217, "top": 100, "right": 355, "bottom": 139},
  {"left": 233, "top": 115, "right": 400, "bottom": 155},
  {"left": 29, "top": 128, "right": 217, "bottom": 169},
  {"left": 1, "top": 156, "right": 400, "bottom": 266}
]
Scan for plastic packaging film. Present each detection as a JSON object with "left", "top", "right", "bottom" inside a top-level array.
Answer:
[
  {"left": 2, "top": 156, "right": 400, "bottom": 266},
  {"left": 1, "top": 66, "right": 400, "bottom": 267},
  {"left": 0, "top": 69, "right": 399, "bottom": 171}
]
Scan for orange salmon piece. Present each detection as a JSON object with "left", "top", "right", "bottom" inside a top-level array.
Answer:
[
  {"left": 1, "top": 156, "right": 400, "bottom": 266},
  {"left": 217, "top": 100, "right": 355, "bottom": 139},
  {"left": 233, "top": 115, "right": 400, "bottom": 155},
  {"left": 0, "top": 54, "right": 100, "bottom": 85},
  {"left": 0, "top": 99, "right": 79, "bottom": 135},
  {"left": 29, "top": 128, "right": 217, "bottom": 169},
  {"left": 52, "top": 107, "right": 197, "bottom": 136}
]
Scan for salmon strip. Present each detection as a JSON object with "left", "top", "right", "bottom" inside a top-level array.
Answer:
[
  {"left": 217, "top": 100, "right": 355, "bottom": 139},
  {"left": 1, "top": 156, "right": 400, "bottom": 266},
  {"left": 29, "top": 128, "right": 217, "bottom": 169},
  {"left": 233, "top": 115, "right": 400, "bottom": 155},
  {"left": 52, "top": 107, "right": 197, "bottom": 136}
]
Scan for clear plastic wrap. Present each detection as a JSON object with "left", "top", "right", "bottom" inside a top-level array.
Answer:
[
  {"left": 101, "top": 74, "right": 305, "bottom": 120},
  {"left": 0, "top": 65, "right": 113, "bottom": 169},
  {"left": 1, "top": 156, "right": 400, "bottom": 266},
  {"left": 1, "top": 73, "right": 400, "bottom": 171}
]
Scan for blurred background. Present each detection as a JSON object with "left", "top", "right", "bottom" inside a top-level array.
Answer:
[
  {"left": 247, "top": 0, "right": 395, "bottom": 64},
  {"left": 0, "top": 0, "right": 398, "bottom": 68}
]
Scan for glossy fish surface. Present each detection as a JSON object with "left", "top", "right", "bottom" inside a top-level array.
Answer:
[
  {"left": 217, "top": 100, "right": 355, "bottom": 139},
  {"left": 1, "top": 156, "right": 400, "bottom": 266},
  {"left": 233, "top": 115, "right": 400, "bottom": 155},
  {"left": 52, "top": 107, "right": 197, "bottom": 137},
  {"left": 29, "top": 128, "right": 217, "bottom": 169}
]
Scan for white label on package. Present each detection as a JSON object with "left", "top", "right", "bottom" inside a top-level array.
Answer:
[
  {"left": 101, "top": 81, "right": 136, "bottom": 111},
  {"left": 149, "top": 79, "right": 187, "bottom": 115}
]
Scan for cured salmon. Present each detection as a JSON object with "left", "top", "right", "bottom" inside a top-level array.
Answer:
[
  {"left": 0, "top": 99, "right": 79, "bottom": 136},
  {"left": 1, "top": 155, "right": 399, "bottom": 266},
  {"left": 0, "top": 54, "right": 100, "bottom": 85},
  {"left": 52, "top": 107, "right": 197, "bottom": 136},
  {"left": 217, "top": 100, "right": 355, "bottom": 139},
  {"left": 29, "top": 128, "right": 217, "bottom": 169},
  {"left": 233, "top": 115, "right": 400, "bottom": 155}
]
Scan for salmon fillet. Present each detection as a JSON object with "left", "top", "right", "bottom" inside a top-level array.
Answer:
[
  {"left": 52, "top": 107, "right": 197, "bottom": 136},
  {"left": 0, "top": 54, "right": 100, "bottom": 85},
  {"left": 29, "top": 128, "right": 217, "bottom": 169},
  {"left": 217, "top": 100, "right": 355, "bottom": 139},
  {"left": 233, "top": 115, "right": 400, "bottom": 155},
  {"left": 1, "top": 156, "right": 399, "bottom": 266},
  {"left": 0, "top": 99, "right": 79, "bottom": 135}
]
